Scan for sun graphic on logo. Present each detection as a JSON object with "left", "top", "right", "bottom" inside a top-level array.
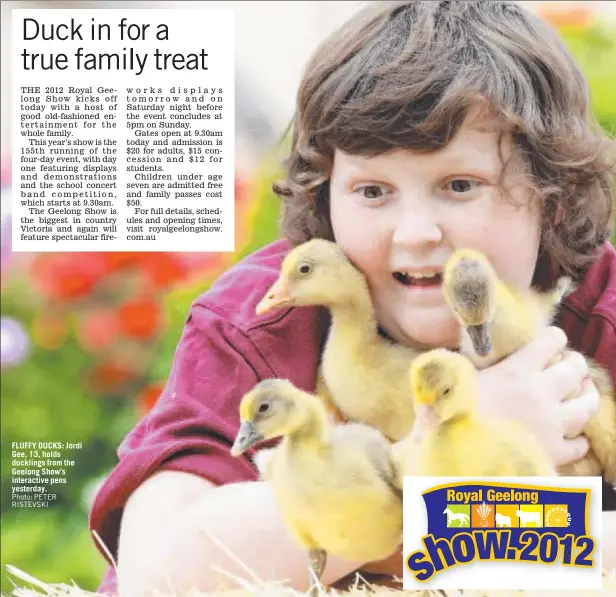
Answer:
[{"left": 545, "top": 506, "right": 570, "bottom": 527}]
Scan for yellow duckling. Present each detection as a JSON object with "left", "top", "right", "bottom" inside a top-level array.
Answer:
[
  {"left": 442, "top": 248, "right": 571, "bottom": 368},
  {"left": 442, "top": 248, "right": 616, "bottom": 483},
  {"left": 394, "top": 349, "right": 555, "bottom": 478},
  {"left": 231, "top": 379, "right": 403, "bottom": 595},
  {"left": 256, "top": 239, "right": 420, "bottom": 441}
]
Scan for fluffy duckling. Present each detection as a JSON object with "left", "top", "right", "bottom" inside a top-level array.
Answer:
[
  {"left": 442, "top": 248, "right": 616, "bottom": 483},
  {"left": 231, "top": 379, "right": 403, "bottom": 595},
  {"left": 442, "top": 248, "right": 571, "bottom": 368},
  {"left": 394, "top": 349, "right": 555, "bottom": 478},
  {"left": 256, "top": 239, "right": 420, "bottom": 441}
]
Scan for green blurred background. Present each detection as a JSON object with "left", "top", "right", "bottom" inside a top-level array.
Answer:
[{"left": 1, "top": 11, "right": 615, "bottom": 594}]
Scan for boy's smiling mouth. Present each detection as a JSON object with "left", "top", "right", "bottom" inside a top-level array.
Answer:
[{"left": 393, "top": 270, "right": 443, "bottom": 288}]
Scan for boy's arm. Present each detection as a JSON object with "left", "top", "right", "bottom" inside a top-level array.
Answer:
[{"left": 117, "top": 470, "right": 363, "bottom": 597}]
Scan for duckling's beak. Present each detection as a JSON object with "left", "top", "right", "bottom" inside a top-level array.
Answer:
[
  {"left": 231, "top": 421, "right": 263, "bottom": 456},
  {"left": 256, "top": 278, "right": 294, "bottom": 314},
  {"left": 467, "top": 323, "right": 492, "bottom": 357}
]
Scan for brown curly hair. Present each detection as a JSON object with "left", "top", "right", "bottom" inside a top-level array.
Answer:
[{"left": 273, "top": 0, "right": 614, "bottom": 280}]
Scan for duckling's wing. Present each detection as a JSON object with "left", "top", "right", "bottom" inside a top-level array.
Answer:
[
  {"left": 336, "top": 423, "right": 403, "bottom": 499},
  {"left": 366, "top": 440, "right": 403, "bottom": 500}
]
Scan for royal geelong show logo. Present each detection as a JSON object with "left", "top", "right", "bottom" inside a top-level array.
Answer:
[{"left": 402, "top": 477, "right": 603, "bottom": 591}]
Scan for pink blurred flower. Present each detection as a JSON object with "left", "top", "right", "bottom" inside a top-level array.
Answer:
[{"left": 77, "top": 309, "right": 119, "bottom": 353}]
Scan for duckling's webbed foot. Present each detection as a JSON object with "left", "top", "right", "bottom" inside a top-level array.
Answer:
[{"left": 308, "top": 548, "right": 327, "bottom": 596}]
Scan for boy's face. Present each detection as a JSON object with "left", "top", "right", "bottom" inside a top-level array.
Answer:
[{"left": 328, "top": 111, "right": 542, "bottom": 350}]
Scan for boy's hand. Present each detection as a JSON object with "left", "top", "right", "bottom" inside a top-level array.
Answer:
[{"left": 476, "top": 326, "right": 600, "bottom": 468}]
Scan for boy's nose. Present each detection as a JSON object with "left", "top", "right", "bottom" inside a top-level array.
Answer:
[{"left": 391, "top": 204, "right": 443, "bottom": 249}]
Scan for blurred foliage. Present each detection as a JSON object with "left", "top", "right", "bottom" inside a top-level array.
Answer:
[
  {"left": 558, "top": 24, "right": 616, "bottom": 135},
  {"left": 556, "top": 22, "right": 616, "bottom": 245},
  {"left": 1, "top": 15, "right": 615, "bottom": 594}
]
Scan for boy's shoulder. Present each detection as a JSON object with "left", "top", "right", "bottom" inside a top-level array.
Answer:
[
  {"left": 190, "top": 238, "right": 327, "bottom": 335},
  {"left": 191, "top": 239, "right": 289, "bottom": 328},
  {"left": 565, "top": 241, "right": 616, "bottom": 327}
]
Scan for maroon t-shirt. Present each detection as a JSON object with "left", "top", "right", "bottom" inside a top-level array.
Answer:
[{"left": 90, "top": 240, "right": 616, "bottom": 594}]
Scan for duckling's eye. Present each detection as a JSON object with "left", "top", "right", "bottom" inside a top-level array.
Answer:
[
  {"left": 258, "top": 402, "right": 270, "bottom": 414},
  {"left": 442, "top": 387, "right": 451, "bottom": 397},
  {"left": 298, "top": 263, "right": 312, "bottom": 275}
]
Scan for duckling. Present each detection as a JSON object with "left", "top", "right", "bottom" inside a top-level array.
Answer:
[
  {"left": 256, "top": 239, "right": 420, "bottom": 441},
  {"left": 442, "top": 248, "right": 616, "bottom": 484},
  {"left": 394, "top": 349, "right": 555, "bottom": 478},
  {"left": 442, "top": 248, "right": 571, "bottom": 368},
  {"left": 231, "top": 379, "right": 403, "bottom": 595}
]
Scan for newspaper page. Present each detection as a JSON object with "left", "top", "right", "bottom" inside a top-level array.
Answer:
[{"left": 1, "top": 1, "right": 616, "bottom": 596}]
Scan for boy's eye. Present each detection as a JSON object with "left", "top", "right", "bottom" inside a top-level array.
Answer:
[
  {"left": 446, "top": 179, "right": 479, "bottom": 194},
  {"left": 356, "top": 185, "right": 386, "bottom": 200}
]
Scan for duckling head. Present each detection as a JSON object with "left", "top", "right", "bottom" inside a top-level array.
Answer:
[
  {"left": 443, "top": 249, "right": 497, "bottom": 357},
  {"left": 231, "top": 379, "right": 317, "bottom": 455},
  {"left": 256, "top": 239, "right": 367, "bottom": 314},
  {"left": 410, "top": 349, "right": 477, "bottom": 423}
]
